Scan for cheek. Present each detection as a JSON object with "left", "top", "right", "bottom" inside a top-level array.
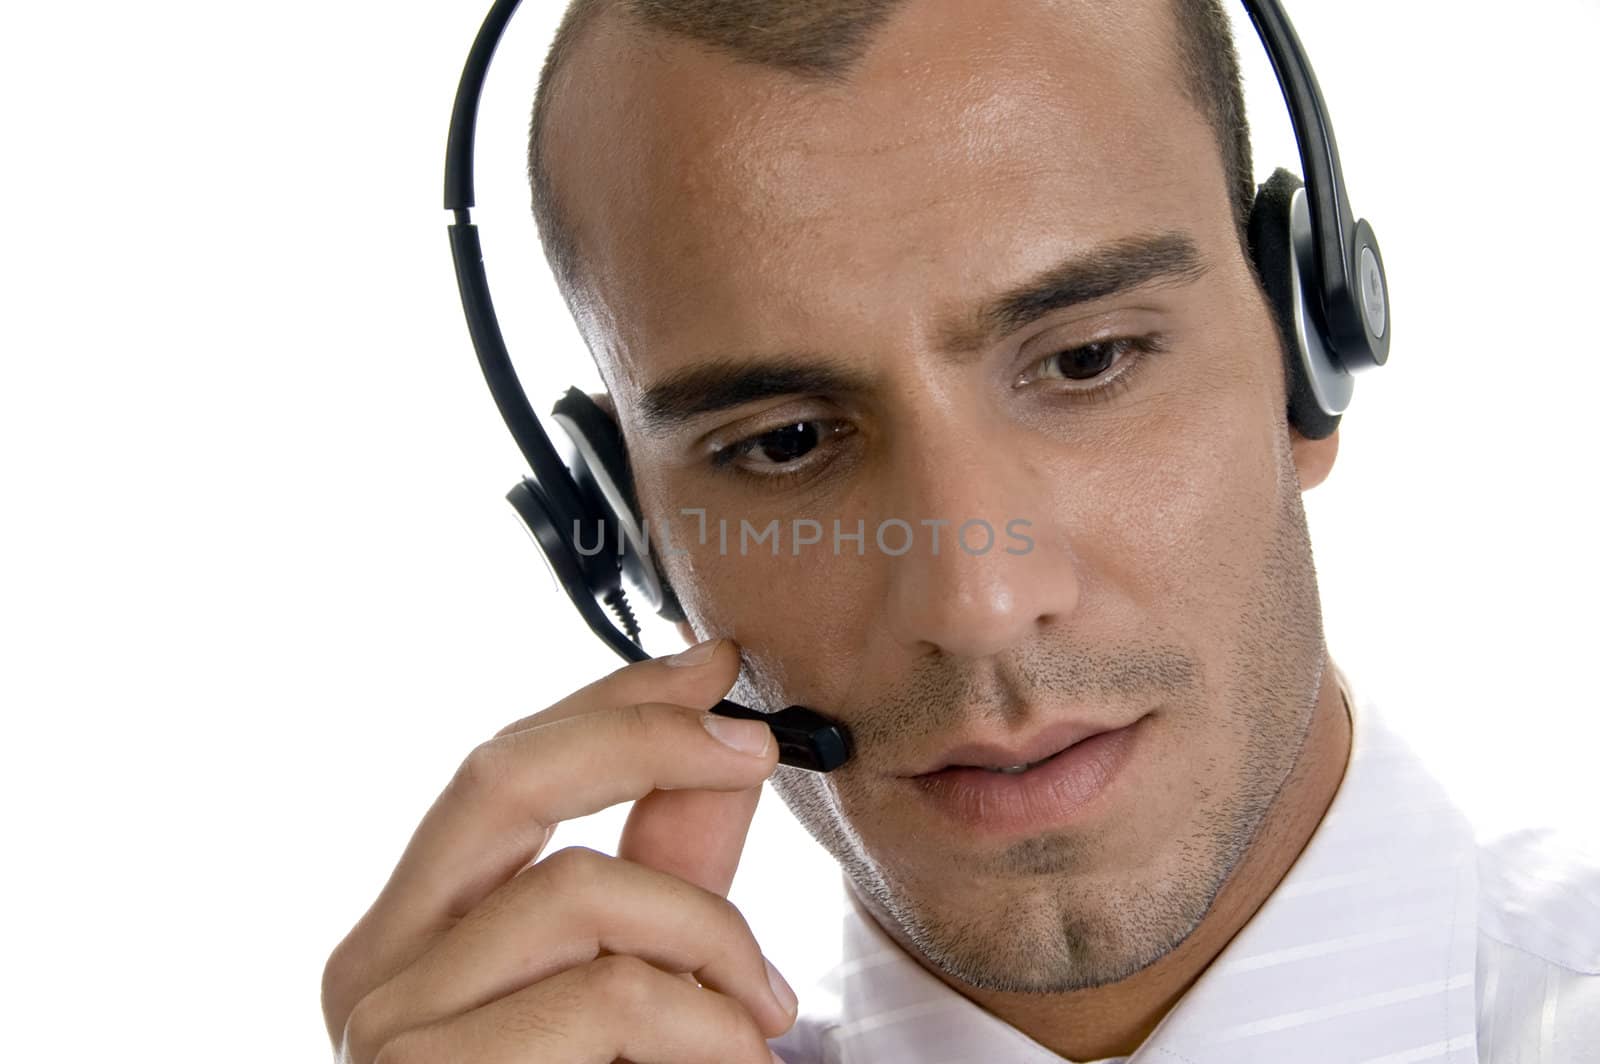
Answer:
[
  {"left": 1129, "top": 426, "right": 1269, "bottom": 607},
  {"left": 1081, "top": 338, "right": 1285, "bottom": 620},
  {"left": 640, "top": 494, "right": 870, "bottom": 674}
]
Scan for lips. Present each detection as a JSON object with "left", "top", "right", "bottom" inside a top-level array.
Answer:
[
  {"left": 908, "top": 717, "right": 1131, "bottom": 777},
  {"left": 907, "top": 718, "right": 1146, "bottom": 835}
]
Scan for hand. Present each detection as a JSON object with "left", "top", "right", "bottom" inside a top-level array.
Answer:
[{"left": 321, "top": 638, "right": 795, "bottom": 1063}]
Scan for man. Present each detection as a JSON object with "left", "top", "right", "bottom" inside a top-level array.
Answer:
[{"left": 321, "top": 1, "right": 1600, "bottom": 1060}]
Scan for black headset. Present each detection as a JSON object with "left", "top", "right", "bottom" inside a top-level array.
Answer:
[{"left": 444, "top": 0, "right": 1390, "bottom": 774}]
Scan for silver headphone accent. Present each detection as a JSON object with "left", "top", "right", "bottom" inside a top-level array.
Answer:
[{"left": 1288, "top": 186, "right": 1357, "bottom": 417}]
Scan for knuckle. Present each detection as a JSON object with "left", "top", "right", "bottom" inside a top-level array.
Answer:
[
  {"left": 613, "top": 700, "right": 656, "bottom": 739},
  {"left": 491, "top": 994, "right": 571, "bottom": 1042},
  {"left": 451, "top": 737, "right": 511, "bottom": 800},
  {"left": 319, "top": 940, "right": 360, "bottom": 1028},
  {"left": 704, "top": 989, "right": 774, "bottom": 1061},
  {"left": 702, "top": 891, "right": 763, "bottom": 957},
  {"left": 340, "top": 987, "right": 396, "bottom": 1064},
  {"left": 492, "top": 706, "right": 546, "bottom": 738},
  {"left": 718, "top": 893, "right": 759, "bottom": 940},
  {"left": 616, "top": 699, "right": 694, "bottom": 745},
  {"left": 586, "top": 952, "right": 655, "bottom": 1014},
  {"left": 367, "top": 1035, "right": 411, "bottom": 1064},
  {"left": 369, "top": 1028, "right": 428, "bottom": 1064},
  {"left": 538, "top": 844, "right": 610, "bottom": 892},
  {"left": 618, "top": 700, "right": 717, "bottom": 762}
]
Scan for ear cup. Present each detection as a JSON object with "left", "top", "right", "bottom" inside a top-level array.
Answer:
[
  {"left": 549, "top": 388, "right": 687, "bottom": 623},
  {"left": 1247, "top": 167, "right": 1344, "bottom": 442}
]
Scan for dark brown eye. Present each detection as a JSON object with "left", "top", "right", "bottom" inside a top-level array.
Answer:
[
  {"left": 709, "top": 416, "right": 857, "bottom": 484},
  {"left": 1043, "top": 340, "right": 1121, "bottom": 381},
  {"left": 1018, "top": 334, "right": 1169, "bottom": 405},
  {"left": 748, "top": 422, "right": 820, "bottom": 465}
]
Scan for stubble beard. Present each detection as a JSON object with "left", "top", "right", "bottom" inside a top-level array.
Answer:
[{"left": 759, "top": 453, "right": 1329, "bottom": 992}]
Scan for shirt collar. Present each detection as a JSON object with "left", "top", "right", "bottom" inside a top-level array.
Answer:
[{"left": 808, "top": 660, "right": 1481, "bottom": 1063}]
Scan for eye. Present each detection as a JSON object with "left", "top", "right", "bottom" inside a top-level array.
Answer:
[
  {"left": 710, "top": 419, "right": 855, "bottom": 479},
  {"left": 1038, "top": 340, "right": 1121, "bottom": 380},
  {"left": 1019, "top": 334, "right": 1167, "bottom": 401}
]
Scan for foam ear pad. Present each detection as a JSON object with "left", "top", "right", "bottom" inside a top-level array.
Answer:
[
  {"left": 550, "top": 389, "right": 686, "bottom": 623},
  {"left": 1247, "top": 167, "right": 1343, "bottom": 442}
]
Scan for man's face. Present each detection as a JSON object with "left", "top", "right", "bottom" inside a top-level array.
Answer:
[{"left": 547, "top": 0, "right": 1336, "bottom": 991}]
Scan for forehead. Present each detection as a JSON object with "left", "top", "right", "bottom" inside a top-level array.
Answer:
[{"left": 544, "top": 0, "right": 1223, "bottom": 392}]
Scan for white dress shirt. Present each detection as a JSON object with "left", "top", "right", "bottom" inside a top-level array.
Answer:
[{"left": 769, "top": 661, "right": 1600, "bottom": 1063}]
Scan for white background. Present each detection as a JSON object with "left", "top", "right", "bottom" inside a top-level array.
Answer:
[{"left": 2, "top": 1, "right": 1596, "bottom": 1059}]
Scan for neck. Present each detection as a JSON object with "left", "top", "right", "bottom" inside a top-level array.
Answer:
[{"left": 854, "top": 654, "right": 1354, "bottom": 1061}]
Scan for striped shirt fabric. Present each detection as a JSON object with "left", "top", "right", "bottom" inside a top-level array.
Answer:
[{"left": 769, "top": 661, "right": 1600, "bottom": 1063}]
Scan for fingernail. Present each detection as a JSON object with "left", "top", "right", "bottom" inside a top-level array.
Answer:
[
  {"left": 764, "top": 955, "right": 798, "bottom": 1018},
  {"left": 665, "top": 638, "right": 720, "bottom": 668},
  {"left": 702, "top": 713, "right": 771, "bottom": 756}
]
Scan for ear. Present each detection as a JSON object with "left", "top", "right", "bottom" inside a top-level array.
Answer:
[{"left": 1291, "top": 424, "right": 1339, "bottom": 491}]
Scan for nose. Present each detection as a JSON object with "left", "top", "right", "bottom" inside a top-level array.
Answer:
[{"left": 879, "top": 418, "right": 1080, "bottom": 661}]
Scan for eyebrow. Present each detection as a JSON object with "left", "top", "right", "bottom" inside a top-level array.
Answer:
[
  {"left": 936, "top": 230, "right": 1208, "bottom": 354},
  {"left": 635, "top": 230, "right": 1207, "bottom": 434},
  {"left": 636, "top": 356, "right": 873, "bottom": 436}
]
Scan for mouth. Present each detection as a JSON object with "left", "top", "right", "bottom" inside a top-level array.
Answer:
[
  {"left": 903, "top": 715, "right": 1149, "bottom": 835},
  {"left": 918, "top": 747, "right": 1075, "bottom": 777},
  {"left": 906, "top": 715, "right": 1140, "bottom": 779},
  {"left": 955, "top": 749, "right": 1070, "bottom": 775}
]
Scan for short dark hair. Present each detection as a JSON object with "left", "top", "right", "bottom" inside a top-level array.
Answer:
[{"left": 527, "top": 0, "right": 1253, "bottom": 308}]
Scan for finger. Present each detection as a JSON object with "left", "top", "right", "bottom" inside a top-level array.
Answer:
[
  {"left": 619, "top": 782, "right": 763, "bottom": 897},
  {"left": 336, "top": 698, "right": 778, "bottom": 1004},
  {"left": 351, "top": 846, "right": 798, "bottom": 1044},
  {"left": 353, "top": 953, "right": 785, "bottom": 1064},
  {"left": 324, "top": 639, "right": 744, "bottom": 1029},
  {"left": 606, "top": 639, "right": 764, "bottom": 896},
  {"left": 619, "top": 781, "right": 765, "bottom": 1009},
  {"left": 493, "top": 637, "right": 742, "bottom": 738},
  {"left": 406, "top": 702, "right": 778, "bottom": 912}
]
